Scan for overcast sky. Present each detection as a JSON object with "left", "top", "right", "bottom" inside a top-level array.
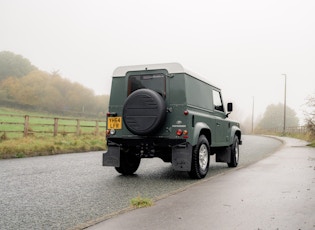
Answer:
[{"left": 1, "top": 0, "right": 314, "bottom": 124}]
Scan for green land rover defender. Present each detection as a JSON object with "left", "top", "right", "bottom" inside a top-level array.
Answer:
[{"left": 103, "top": 63, "right": 242, "bottom": 179}]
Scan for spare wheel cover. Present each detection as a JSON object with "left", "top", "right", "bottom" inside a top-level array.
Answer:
[{"left": 123, "top": 89, "right": 166, "bottom": 135}]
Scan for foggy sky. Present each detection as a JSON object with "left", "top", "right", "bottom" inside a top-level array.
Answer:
[{"left": 1, "top": 0, "right": 315, "bottom": 124}]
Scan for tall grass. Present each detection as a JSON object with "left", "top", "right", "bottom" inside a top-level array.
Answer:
[
  {"left": 284, "top": 132, "right": 315, "bottom": 147},
  {"left": 0, "top": 134, "right": 106, "bottom": 159}
]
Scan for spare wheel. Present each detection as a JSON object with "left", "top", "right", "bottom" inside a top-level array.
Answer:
[{"left": 123, "top": 89, "right": 166, "bottom": 135}]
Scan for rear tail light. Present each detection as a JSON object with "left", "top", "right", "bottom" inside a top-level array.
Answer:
[
  {"left": 106, "top": 129, "right": 116, "bottom": 137},
  {"left": 176, "top": 129, "right": 188, "bottom": 138},
  {"left": 106, "top": 129, "right": 111, "bottom": 137},
  {"left": 176, "top": 129, "right": 183, "bottom": 136}
]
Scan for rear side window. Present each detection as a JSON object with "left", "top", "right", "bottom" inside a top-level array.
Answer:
[{"left": 128, "top": 74, "right": 166, "bottom": 98}]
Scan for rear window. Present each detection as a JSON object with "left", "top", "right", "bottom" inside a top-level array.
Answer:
[{"left": 128, "top": 74, "right": 166, "bottom": 98}]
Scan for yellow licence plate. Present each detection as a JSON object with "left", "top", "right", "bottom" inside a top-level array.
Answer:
[{"left": 107, "top": 117, "right": 122, "bottom": 129}]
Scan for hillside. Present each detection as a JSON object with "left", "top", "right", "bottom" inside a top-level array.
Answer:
[{"left": 0, "top": 51, "right": 109, "bottom": 117}]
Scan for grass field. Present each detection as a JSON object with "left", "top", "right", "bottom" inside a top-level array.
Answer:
[
  {"left": 0, "top": 107, "right": 107, "bottom": 159},
  {"left": 0, "top": 107, "right": 106, "bottom": 138}
]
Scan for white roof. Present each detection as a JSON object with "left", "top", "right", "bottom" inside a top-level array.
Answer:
[
  {"left": 112, "top": 62, "right": 216, "bottom": 87},
  {"left": 113, "top": 62, "right": 185, "bottom": 76}
]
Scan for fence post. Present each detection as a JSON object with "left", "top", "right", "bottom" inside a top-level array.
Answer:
[
  {"left": 24, "top": 115, "right": 29, "bottom": 137},
  {"left": 95, "top": 121, "right": 99, "bottom": 136},
  {"left": 54, "top": 118, "right": 58, "bottom": 136},
  {"left": 76, "top": 119, "right": 80, "bottom": 135}
]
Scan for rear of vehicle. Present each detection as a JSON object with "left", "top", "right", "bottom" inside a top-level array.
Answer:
[
  {"left": 104, "top": 64, "right": 192, "bottom": 175},
  {"left": 103, "top": 63, "right": 242, "bottom": 179}
]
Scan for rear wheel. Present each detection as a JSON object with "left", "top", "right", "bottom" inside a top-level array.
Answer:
[
  {"left": 188, "top": 135, "right": 210, "bottom": 179},
  {"left": 228, "top": 136, "right": 239, "bottom": 167},
  {"left": 115, "top": 150, "right": 141, "bottom": 175}
]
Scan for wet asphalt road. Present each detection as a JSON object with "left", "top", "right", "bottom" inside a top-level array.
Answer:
[
  {"left": 0, "top": 135, "right": 281, "bottom": 230},
  {"left": 89, "top": 137, "right": 315, "bottom": 230}
]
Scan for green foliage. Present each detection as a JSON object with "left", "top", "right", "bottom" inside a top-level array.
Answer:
[
  {"left": 15, "top": 153, "right": 25, "bottom": 158},
  {"left": 0, "top": 51, "right": 36, "bottom": 80},
  {"left": 0, "top": 51, "right": 110, "bottom": 117},
  {"left": 308, "top": 141, "right": 315, "bottom": 147},
  {"left": 130, "top": 195, "right": 154, "bottom": 208},
  {"left": 304, "top": 94, "right": 315, "bottom": 136},
  {"left": 257, "top": 103, "right": 299, "bottom": 130}
]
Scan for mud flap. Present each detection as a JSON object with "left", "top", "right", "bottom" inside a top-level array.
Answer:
[
  {"left": 172, "top": 143, "right": 192, "bottom": 171},
  {"left": 103, "top": 146, "right": 120, "bottom": 167},
  {"left": 215, "top": 146, "right": 231, "bottom": 163}
]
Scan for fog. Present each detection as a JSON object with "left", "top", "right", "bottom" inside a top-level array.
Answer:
[{"left": 1, "top": 0, "right": 314, "bottom": 124}]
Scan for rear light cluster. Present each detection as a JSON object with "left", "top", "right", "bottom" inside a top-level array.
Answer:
[
  {"left": 106, "top": 129, "right": 116, "bottom": 136},
  {"left": 107, "top": 112, "right": 117, "bottom": 117},
  {"left": 177, "top": 110, "right": 189, "bottom": 138},
  {"left": 176, "top": 129, "right": 188, "bottom": 138}
]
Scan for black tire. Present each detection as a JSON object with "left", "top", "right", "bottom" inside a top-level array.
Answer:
[
  {"left": 115, "top": 151, "right": 141, "bottom": 175},
  {"left": 188, "top": 135, "right": 210, "bottom": 179},
  {"left": 228, "top": 136, "right": 239, "bottom": 167},
  {"left": 123, "top": 89, "right": 166, "bottom": 135}
]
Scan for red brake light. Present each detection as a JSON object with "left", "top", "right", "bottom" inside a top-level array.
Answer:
[
  {"left": 106, "top": 129, "right": 111, "bottom": 137},
  {"left": 176, "top": 129, "right": 183, "bottom": 136}
]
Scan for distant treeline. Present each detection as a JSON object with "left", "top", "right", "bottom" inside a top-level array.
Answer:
[{"left": 0, "top": 51, "right": 109, "bottom": 117}]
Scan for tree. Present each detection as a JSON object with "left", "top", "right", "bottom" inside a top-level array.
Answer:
[
  {"left": 0, "top": 51, "right": 109, "bottom": 117},
  {"left": 257, "top": 103, "right": 299, "bottom": 130},
  {"left": 0, "top": 51, "right": 36, "bottom": 80},
  {"left": 14, "top": 70, "right": 49, "bottom": 106},
  {"left": 0, "top": 76, "right": 22, "bottom": 100},
  {"left": 304, "top": 94, "right": 315, "bottom": 135}
]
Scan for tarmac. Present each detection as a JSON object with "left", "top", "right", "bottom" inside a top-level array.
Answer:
[{"left": 87, "top": 137, "right": 315, "bottom": 230}]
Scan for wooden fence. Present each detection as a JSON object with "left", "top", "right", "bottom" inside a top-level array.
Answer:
[{"left": 0, "top": 114, "right": 106, "bottom": 137}]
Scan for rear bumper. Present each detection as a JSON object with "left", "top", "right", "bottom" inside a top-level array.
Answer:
[
  {"left": 107, "top": 137, "right": 186, "bottom": 148},
  {"left": 103, "top": 139, "right": 193, "bottom": 172}
]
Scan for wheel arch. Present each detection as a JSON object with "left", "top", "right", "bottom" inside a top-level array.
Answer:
[
  {"left": 192, "top": 122, "right": 212, "bottom": 146},
  {"left": 231, "top": 126, "right": 242, "bottom": 145}
]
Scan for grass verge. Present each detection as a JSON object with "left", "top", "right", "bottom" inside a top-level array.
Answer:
[
  {"left": 0, "top": 135, "right": 106, "bottom": 159},
  {"left": 282, "top": 133, "right": 315, "bottom": 147},
  {"left": 130, "top": 195, "right": 154, "bottom": 208},
  {"left": 307, "top": 140, "right": 315, "bottom": 147}
]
